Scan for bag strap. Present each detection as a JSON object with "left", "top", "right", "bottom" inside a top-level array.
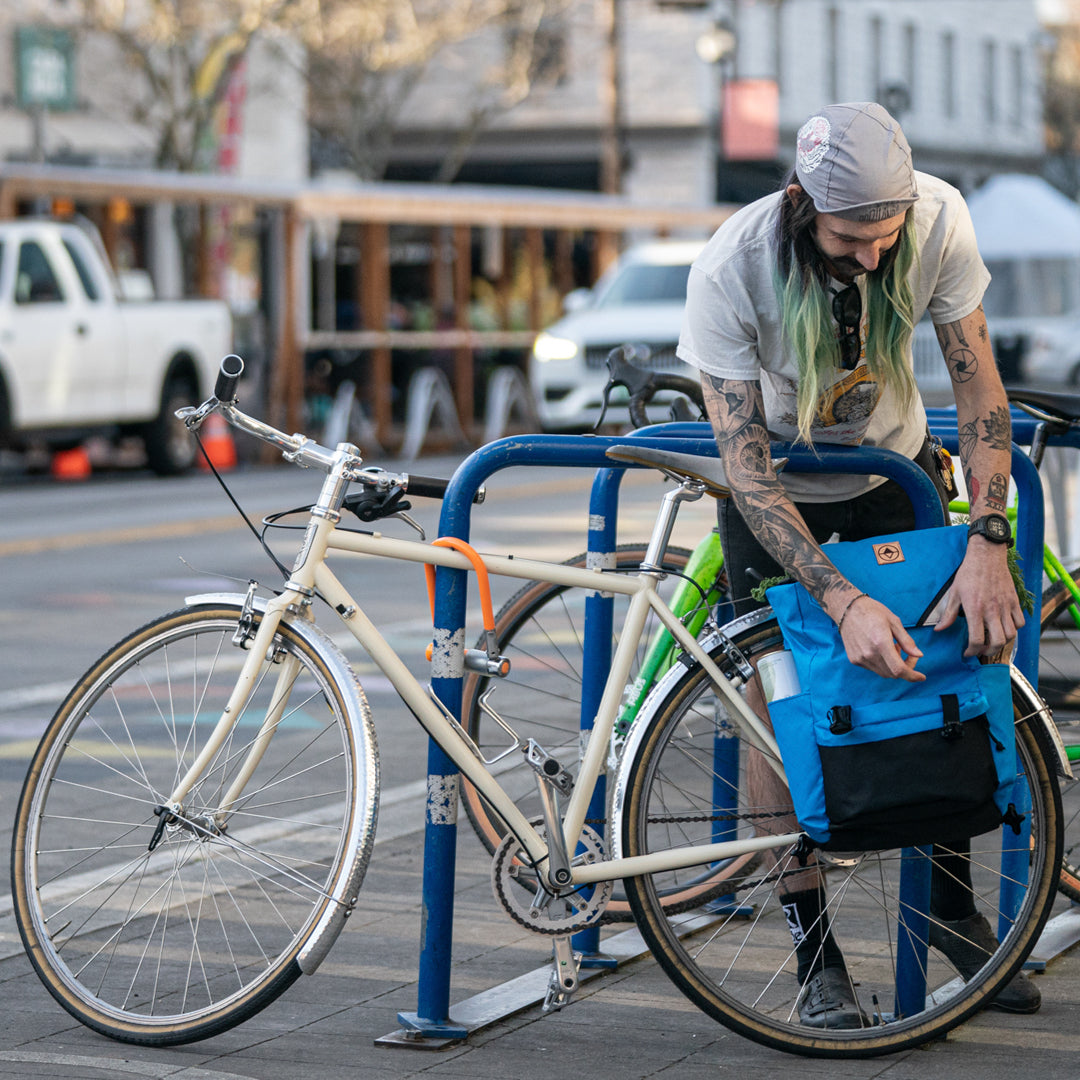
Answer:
[{"left": 941, "top": 693, "right": 963, "bottom": 741}]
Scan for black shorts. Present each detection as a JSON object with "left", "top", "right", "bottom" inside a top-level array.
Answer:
[{"left": 718, "top": 437, "right": 953, "bottom": 617}]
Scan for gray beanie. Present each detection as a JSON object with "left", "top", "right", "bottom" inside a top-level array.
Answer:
[{"left": 795, "top": 102, "right": 919, "bottom": 222}]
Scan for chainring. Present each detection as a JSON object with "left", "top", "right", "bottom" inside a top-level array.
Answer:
[{"left": 491, "top": 822, "right": 612, "bottom": 934}]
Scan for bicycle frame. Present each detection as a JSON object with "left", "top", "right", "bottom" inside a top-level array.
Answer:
[{"left": 162, "top": 460, "right": 799, "bottom": 895}]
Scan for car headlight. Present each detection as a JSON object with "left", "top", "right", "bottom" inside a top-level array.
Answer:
[{"left": 533, "top": 332, "right": 579, "bottom": 362}]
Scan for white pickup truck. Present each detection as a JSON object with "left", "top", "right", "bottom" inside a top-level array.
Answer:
[{"left": 0, "top": 219, "right": 232, "bottom": 474}]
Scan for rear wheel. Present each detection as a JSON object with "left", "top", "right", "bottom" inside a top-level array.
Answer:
[{"left": 620, "top": 614, "right": 1062, "bottom": 1057}]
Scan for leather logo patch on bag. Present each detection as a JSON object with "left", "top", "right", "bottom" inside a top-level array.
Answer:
[{"left": 873, "top": 541, "right": 905, "bottom": 565}]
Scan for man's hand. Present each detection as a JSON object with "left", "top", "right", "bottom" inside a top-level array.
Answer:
[
  {"left": 935, "top": 539, "right": 1024, "bottom": 656},
  {"left": 836, "top": 592, "right": 926, "bottom": 681}
]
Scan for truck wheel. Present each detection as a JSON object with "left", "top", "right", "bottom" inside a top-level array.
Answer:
[{"left": 144, "top": 376, "right": 198, "bottom": 475}]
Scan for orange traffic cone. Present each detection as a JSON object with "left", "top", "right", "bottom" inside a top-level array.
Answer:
[
  {"left": 197, "top": 413, "right": 238, "bottom": 472},
  {"left": 51, "top": 445, "right": 92, "bottom": 480}
]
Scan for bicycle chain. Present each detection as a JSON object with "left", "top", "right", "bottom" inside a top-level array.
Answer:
[{"left": 585, "top": 808, "right": 792, "bottom": 827}]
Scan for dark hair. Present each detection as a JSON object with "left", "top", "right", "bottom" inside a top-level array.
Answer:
[{"left": 773, "top": 168, "right": 825, "bottom": 286}]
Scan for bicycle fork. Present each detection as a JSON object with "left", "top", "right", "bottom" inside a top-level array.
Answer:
[{"left": 152, "top": 585, "right": 303, "bottom": 845}]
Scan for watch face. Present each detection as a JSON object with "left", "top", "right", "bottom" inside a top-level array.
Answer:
[{"left": 978, "top": 514, "right": 1010, "bottom": 541}]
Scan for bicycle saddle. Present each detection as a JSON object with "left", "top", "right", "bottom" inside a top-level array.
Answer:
[
  {"left": 605, "top": 444, "right": 787, "bottom": 498},
  {"left": 1005, "top": 386, "right": 1080, "bottom": 426}
]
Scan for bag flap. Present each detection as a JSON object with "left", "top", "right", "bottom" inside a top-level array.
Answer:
[
  {"left": 766, "top": 525, "right": 967, "bottom": 629},
  {"left": 816, "top": 524, "right": 968, "bottom": 626}
]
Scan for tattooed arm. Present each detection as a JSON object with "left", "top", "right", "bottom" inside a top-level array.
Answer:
[
  {"left": 702, "top": 372, "right": 926, "bottom": 681},
  {"left": 933, "top": 304, "right": 1024, "bottom": 655}
]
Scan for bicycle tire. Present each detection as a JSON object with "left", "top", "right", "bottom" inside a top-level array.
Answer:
[
  {"left": 619, "top": 613, "right": 1062, "bottom": 1057},
  {"left": 461, "top": 543, "right": 743, "bottom": 919},
  {"left": 11, "top": 603, "right": 378, "bottom": 1046},
  {"left": 1038, "top": 569, "right": 1080, "bottom": 901}
]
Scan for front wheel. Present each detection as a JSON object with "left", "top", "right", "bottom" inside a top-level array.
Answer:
[
  {"left": 11, "top": 604, "right": 378, "bottom": 1046},
  {"left": 619, "top": 614, "right": 1062, "bottom": 1057}
]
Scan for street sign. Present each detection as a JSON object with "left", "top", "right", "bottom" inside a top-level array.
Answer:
[{"left": 15, "top": 26, "right": 75, "bottom": 112}]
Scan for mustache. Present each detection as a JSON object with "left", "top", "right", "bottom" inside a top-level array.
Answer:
[{"left": 830, "top": 256, "right": 867, "bottom": 276}]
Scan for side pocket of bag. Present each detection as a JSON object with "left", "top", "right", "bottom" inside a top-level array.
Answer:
[{"left": 765, "top": 691, "right": 830, "bottom": 844}]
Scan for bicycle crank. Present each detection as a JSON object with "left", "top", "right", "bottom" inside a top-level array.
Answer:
[{"left": 491, "top": 821, "right": 612, "bottom": 935}]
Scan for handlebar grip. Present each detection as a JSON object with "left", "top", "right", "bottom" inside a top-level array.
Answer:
[
  {"left": 215, "top": 355, "right": 245, "bottom": 403},
  {"left": 403, "top": 474, "right": 449, "bottom": 499},
  {"left": 405, "top": 474, "right": 486, "bottom": 504}
]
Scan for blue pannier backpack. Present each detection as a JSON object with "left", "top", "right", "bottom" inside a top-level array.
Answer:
[{"left": 765, "top": 524, "right": 1021, "bottom": 851}]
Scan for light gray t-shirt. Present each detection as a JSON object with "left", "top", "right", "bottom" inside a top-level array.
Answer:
[{"left": 677, "top": 171, "right": 990, "bottom": 501}]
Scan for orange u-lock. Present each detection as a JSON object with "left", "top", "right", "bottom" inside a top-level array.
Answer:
[{"left": 423, "top": 537, "right": 498, "bottom": 665}]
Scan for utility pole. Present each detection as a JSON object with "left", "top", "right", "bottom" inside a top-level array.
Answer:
[{"left": 599, "top": 0, "right": 625, "bottom": 195}]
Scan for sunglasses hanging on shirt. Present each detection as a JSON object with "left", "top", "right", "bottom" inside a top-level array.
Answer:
[{"left": 831, "top": 284, "right": 862, "bottom": 370}]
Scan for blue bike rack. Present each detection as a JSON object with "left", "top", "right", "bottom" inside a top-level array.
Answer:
[{"left": 384, "top": 424, "right": 1050, "bottom": 1045}]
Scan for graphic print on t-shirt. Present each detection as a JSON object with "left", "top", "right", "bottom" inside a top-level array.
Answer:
[{"left": 770, "top": 365, "right": 882, "bottom": 445}]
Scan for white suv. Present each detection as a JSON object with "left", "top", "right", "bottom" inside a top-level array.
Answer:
[{"left": 529, "top": 239, "right": 706, "bottom": 430}]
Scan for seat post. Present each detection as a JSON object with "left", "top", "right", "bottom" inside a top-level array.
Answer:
[{"left": 641, "top": 479, "right": 704, "bottom": 571}]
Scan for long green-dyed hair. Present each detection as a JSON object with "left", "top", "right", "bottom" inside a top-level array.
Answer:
[{"left": 772, "top": 179, "right": 918, "bottom": 444}]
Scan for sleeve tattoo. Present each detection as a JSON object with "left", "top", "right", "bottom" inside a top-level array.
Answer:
[{"left": 702, "top": 373, "right": 849, "bottom": 609}]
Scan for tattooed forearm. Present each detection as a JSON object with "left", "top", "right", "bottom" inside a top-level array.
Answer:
[{"left": 733, "top": 486, "right": 849, "bottom": 607}]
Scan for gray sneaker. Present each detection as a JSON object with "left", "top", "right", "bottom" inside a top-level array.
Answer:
[
  {"left": 929, "top": 912, "right": 1041, "bottom": 1014},
  {"left": 797, "top": 967, "right": 871, "bottom": 1029}
]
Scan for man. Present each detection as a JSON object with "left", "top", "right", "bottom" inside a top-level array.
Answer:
[{"left": 677, "top": 102, "right": 1037, "bottom": 1026}]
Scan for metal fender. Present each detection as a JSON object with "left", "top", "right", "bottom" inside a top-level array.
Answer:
[
  {"left": 1010, "top": 664, "right": 1074, "bottom": 780},
  {"left": 184, "top": 592, "right": 379, "bottom": 974}
]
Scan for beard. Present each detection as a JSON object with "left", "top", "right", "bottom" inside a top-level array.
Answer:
[{"left": 827, "top": 255, "right": 868, "bottom": 278}]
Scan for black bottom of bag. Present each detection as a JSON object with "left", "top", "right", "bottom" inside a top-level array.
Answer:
[{"left": 817, "top": 718, "right": 1002, "bottom": 852}]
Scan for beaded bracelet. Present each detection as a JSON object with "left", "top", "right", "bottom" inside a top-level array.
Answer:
[{"left": 837, "top": 591, "right": 868, "bottom": 632}]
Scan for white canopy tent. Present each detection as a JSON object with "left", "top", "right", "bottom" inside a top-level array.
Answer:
[{"left": 966, "top": 173, "right": 1080, "bottom": 318}]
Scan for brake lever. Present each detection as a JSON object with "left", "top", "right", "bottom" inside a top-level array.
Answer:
[
  {"left": 595, "top": 344, "right": 655, "bottom": 432},
  {"left": 344, "top": 486, "right": 411, "bottom": 522}
]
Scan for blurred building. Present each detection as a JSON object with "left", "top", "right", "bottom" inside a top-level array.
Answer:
[
  {"left": 386, "top": 0, "right": 1048, "bottom": 204},
  {"left": 0, "top": 6, "right": 306, "bottom": 184}
]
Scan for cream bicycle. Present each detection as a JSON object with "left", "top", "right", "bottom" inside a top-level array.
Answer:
[{"left": 11, "top": 356, "right": 1067, "bottom": 1057}]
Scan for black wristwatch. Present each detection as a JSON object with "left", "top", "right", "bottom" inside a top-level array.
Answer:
[{"left": 968, "top": 513, "right": 1013, "bottom": 546}]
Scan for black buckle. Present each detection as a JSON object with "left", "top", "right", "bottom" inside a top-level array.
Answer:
[{"left": 827, "top": 704, "right": 853, "bottom": 735}]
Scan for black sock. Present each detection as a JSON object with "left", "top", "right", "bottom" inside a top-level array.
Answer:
[
  {"left": 780, "top": 887, "right": 845, "bottom": 984},
  {"left": 930, "top": 841, "right": 978, "bottom": 922}
]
